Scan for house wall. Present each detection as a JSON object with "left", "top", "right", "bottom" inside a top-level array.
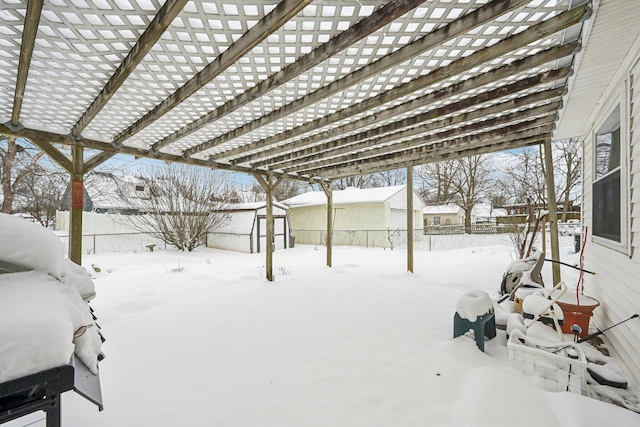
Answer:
[
  {"left": 56, "top": 211, "right": 140, "bottom": 234},
  {"left": 289, "top": 203, "right": 388, "bottom": 232},
  {"left": 581, "top": 45, "right": 640, "bottom": 388},
  {"left": 423, "top": 213, "right": 460, "bottom": 227}
]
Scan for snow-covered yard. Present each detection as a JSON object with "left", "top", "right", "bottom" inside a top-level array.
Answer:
[{"left": 4, "top": 242, "right": 640, "bottom": 426}]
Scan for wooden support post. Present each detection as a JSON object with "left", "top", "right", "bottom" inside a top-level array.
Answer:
[
  {"left": 254, "top": 173, "right": 282, "bottom": 281},
  {"left": 541, "top": 216, "right": 547, "bottom": 255},
  {"left": 543, "top": 140, "right": 561, "bottom": 285},
  {"left": 320, "top": 181, "right": 333, "bottom": 268},
  {"left": 69, "top": 144, "right": 84, "bottom": 265},
  {"left": 407, "top": 167, "right": 414, "bottom": 273}
]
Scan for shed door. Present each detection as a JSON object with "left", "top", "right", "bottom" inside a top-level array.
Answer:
[{"left": 257, "top": 216, "right": 288, "bottom": 253}]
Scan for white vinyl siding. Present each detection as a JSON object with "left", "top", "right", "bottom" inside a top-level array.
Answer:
[{"left": 583, "top": 56, "right": 640, "bottom": 389}]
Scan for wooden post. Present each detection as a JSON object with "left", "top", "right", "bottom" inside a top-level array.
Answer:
[
  {"left": 69, "top": 144, "right": 84, "bottom": 265},
  {"left": 541, "top": 215, "right": 547, "bottom": 255},
  {"left": 254, "top": 173, "right": 282, "bottom": 281},
  {"left": 320, "top": 181, "right": 333, "bottom": 268},
  {"left": 407, "top": 166, "right": 414, "bottom": 273},
  {"left": 543, "top": 139, "right": 561, "bottom": 285}
]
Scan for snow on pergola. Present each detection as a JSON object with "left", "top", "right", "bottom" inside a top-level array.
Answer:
[{"left": 0, "top": 0, "right": 589, "bottom": 280}]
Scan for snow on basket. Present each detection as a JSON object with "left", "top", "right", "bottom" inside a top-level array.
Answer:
[{"left": 508, "top": 329, "right": 589, "bottom": 396}]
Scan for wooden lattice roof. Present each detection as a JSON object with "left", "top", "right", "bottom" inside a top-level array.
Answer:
[{"left": 0, "top": 0, "right": 590, "bottom": 182}]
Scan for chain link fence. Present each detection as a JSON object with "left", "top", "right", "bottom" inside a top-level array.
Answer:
[
  {"left": 292, "top": 225, "right": 577, "bottom": 252},
  {"left": 58, "top": 226, "right": 577, "bottom": 255},
  {"left": 58, "top": 232, "right": 166, "bottom": 255}
]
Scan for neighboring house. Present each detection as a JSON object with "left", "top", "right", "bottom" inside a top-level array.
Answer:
[
  {"left": 423, "top": 204, "right": 464, "bottom": 227},
  {"left": 207, "top": 202, "right": 292, "bottom": 254},
  {"left": 283, "top": 185, "right": 425, "bottom": 247},
  {"left": 473, "top": 203, "right": 508, "bottom": 224},
  {"left": 57, "top": 172, "right": 148, "bottom": 234},
  {"left": 554, "top": 0, "right": 640, "bottom": 388}
]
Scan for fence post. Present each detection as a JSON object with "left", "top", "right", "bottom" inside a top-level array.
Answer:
[{"left": 93, "top": 234, "right": 96, "bottom": 255}]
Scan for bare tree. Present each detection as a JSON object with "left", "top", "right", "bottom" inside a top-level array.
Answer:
[
  {"left": 332, "top": 175, "right": 377, "bottom": 190},
  {"left": 118, "top": 164, "right": 232, "bottom": 251},
  {"left": 416, "top": 159, "right": 458, "bottom": 204},
  {"left": 1, "top": 136, "right": 44, "bottom": 213},
  {"left": 15, "top": 162, "right": 67, "bottom": 227},
  {"left": 273, "top": 178, "right": 309, "bottom": 201},
  {"left": 503, "top": 147, "right": 547, "bottom": 207},
  {"left": 553, "top": 138, "right": 581, "bottom": 222},
  {"left": 374, "top": 169, "right": 406, "bottom": 187},
  {"left": 449, "top": 155, "right": 494, "bottom": 229},
  {"left": 502, "top": 141, "right": 581, "bottom": 221}
]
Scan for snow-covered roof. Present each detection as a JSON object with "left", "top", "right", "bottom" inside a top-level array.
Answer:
[
  {"left": 283, "top": 185, "right": 407, "bottom": 207},
  {"left": 423, "top": 204, "right": 461, "bottom": 215},
  {"left": 473, "top": 203, "right": 508, "bottom": 218},
  {"left": 225, "top": 201, "right": 288, "bottom": 211}
]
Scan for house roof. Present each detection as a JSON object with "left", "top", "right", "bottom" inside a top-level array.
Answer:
[
  {"left": 225, "top": 201, "right": 288, "bottom": 211},
  {"left": 284, "top": 185, "right": 409, "bottom": 207},
  {"left": 423, "top": 204, "right": 461, "bottom": 215},
  {"left": 555, "top": 0, "right": 640, "bottom": 139},
  {"left": 0, "top": 0, "right": 588, "bottom": 182}
]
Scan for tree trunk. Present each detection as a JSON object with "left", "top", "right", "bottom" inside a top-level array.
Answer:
[{"left": 464, "top": 208, "right": 472, "bottom": 230}]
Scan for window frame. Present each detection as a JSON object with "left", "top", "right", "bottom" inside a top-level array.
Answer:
[{"left": 591, "top": 90, "right": 630, "bottom": 254}]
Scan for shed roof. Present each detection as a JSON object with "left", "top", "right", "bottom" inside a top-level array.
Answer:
[
  {"left": 0, "top": 0, "right": 589, "bottom": 181},
  {"left": 284, "top": 185, "right": 411, "bottom": 207}
]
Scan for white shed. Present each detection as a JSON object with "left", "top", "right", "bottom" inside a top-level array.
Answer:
[
  {"left": 207, "top": 202, "right": 291, "bottom": 254},
  {"left": 554, "top": 0, "right": 640, "bottom": 389},
  {"left": 283, "top": 185, "right": 425, "bottom": 247}
]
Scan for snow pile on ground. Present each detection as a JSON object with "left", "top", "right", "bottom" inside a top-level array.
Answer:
[
  {"left": 0, "top": 213, "right": 102, "bottom": 383},
  {"left": 4, "top": 244, "right": 627, "bottom": 427}
]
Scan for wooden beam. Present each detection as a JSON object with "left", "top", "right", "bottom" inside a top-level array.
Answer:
[
  {"left": 72, "top": 0, "right": 188, "bottom": 136},
  {"left": 0, "top": 124, "right": 322, "bottom": 184},
  {"left": 310, "top": 121, "right": 555, "bottom": 178},
  {"left": 218, "top": 37, "right": 581, "bottom": 163},
  {"left": 543, "top": 139, "right": 561, "bottom": 284},
  {"left": 69, "top": 144, "right": 84, "bottom": 265},
  {"left": 176, "top": 0, "right": 430, "bottom": 157},
  {"left": 407, "top": 166, "right": 414, "bottom": 273},
  {"left": 234, "top": 43, "right": 577, "bottom": 167},
  {"left": 187, "top": 0, "right": 534, "bottom": 158},
  {"left": 327, "top": 135, "right": 548, "bottom": 180},
  {"left": 297, "top": 112, "right": 557, "bottom": 176},
  {"left": 11, "top": 0, "right": 43, "bottom": 127},
  {"left": 320, "top": 181, "right": 333, "bottom": 268},
  {"left": 254, "top": 173, "right": 280, "bottom": 281},
  {"left": 111, "top": 0, "right": 312, "bottom": 145},
  {"left": 279, "top": 94, "right": 563, "bottom": 173},
  {"left": 29, "top": 139, "right": 73, "bottom": 173},
  {"left": 262, "top": 71, "right": 568, "bottom": 171}
]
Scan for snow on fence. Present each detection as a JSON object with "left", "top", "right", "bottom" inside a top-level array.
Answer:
[
  {"left": 292, "top": 227, "right": 576, "bottom": 252},
  {"left": 57, "top": 232, "right": 166, "bottom": 255}
]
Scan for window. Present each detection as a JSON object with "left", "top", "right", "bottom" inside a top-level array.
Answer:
[
  {"left": 433, "top": 216, "right": 441, "bottom": 225},
  {"left": 592, "top": 106, "right": 624, "bottom": 245},
  {"left": 445, "top": 218, "right": 451, "bottom": 225}
]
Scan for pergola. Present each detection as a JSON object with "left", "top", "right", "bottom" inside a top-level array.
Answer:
[{"left": 0, "top": 0, "right": 589, "bottom": 281}]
